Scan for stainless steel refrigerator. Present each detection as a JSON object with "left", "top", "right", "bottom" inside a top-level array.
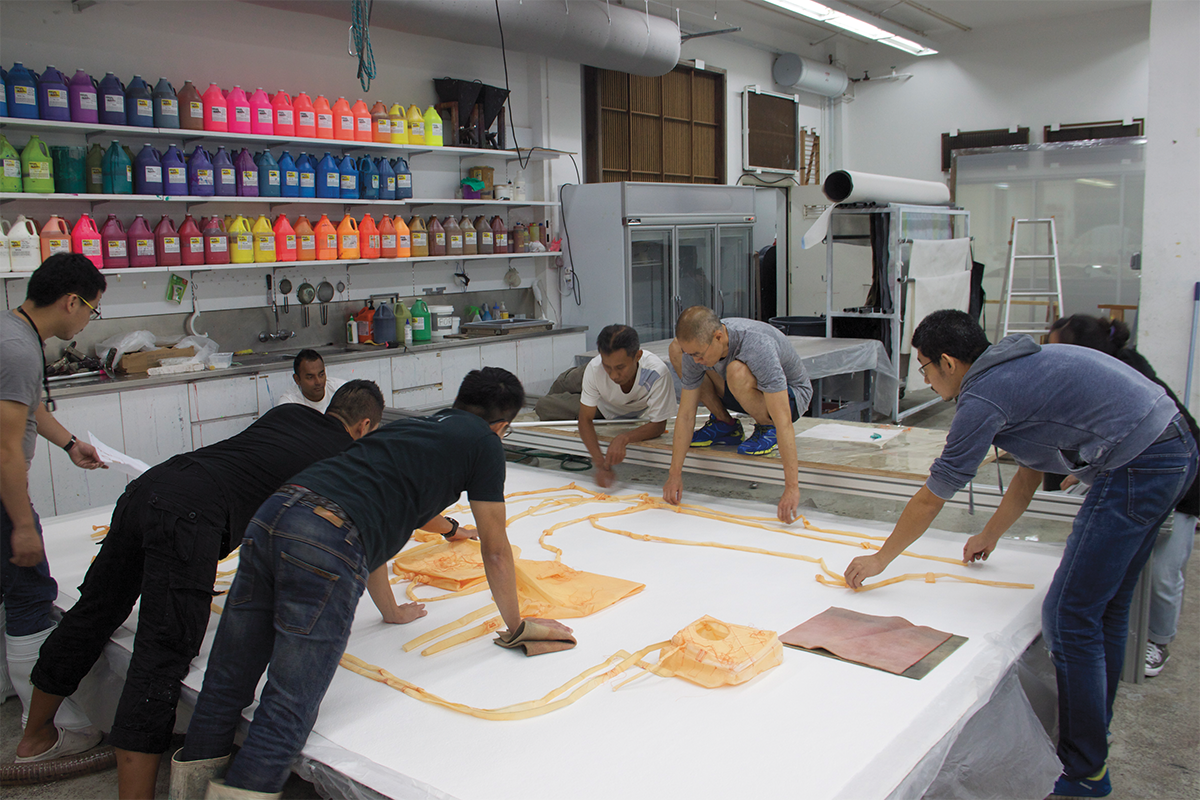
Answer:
[{"left": 560, "top": 182, "right": 774, "bottom": 342}]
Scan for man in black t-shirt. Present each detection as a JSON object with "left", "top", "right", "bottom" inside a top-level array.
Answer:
[
  {"left": 177, "top": 368, "right": 572, "bottom": 799},
  {"left": 16, "top": 381, "right": 384, "bottom": 799}
]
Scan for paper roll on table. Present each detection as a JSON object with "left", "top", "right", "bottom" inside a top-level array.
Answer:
[{"left": 801, "top": 170, "right": 952, "bottom": 249}]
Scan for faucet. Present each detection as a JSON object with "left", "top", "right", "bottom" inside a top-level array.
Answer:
[{"left": 258, "top": 330, "right": 296, "bottom": 342}]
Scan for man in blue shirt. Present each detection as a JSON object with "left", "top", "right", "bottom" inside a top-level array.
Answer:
[{"left": 845, "top": 310, "right": 1196, "bottom": 798}]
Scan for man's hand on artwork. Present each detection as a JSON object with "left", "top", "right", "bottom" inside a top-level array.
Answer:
[
  {"left": 382, "top": 601, "right": 427, "bottom": 625},
  {"left": 844, "top": 553, "right": 887, "bottom": 589},
  {"left": 595, "top": 465, "right": 617, "bottom": 489},
  {"left": 963, "top": 532, "right": 998, "bottom": 564},
  {"left": 662, "top": 473, "right": 683, "bottom": 506},
  {"left": 777, "top": 485, "right": 800, "bottom": 523},
  {"left": 449, "top": 524, "right": 478, "bottom": 541},
  {"left": 607, "top": 434, "right": 630, "bottom": 466}
]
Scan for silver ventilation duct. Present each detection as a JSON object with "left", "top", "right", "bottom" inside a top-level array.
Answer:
[{"left": 253, "top": 0, "right": 682, "bottom": 77}]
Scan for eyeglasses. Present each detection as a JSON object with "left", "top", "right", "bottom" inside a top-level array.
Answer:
[
  {"left": 489, "top": 419, "right": 514, "bottom": 438},
  {"left": 73, "top": 294, "right": 102, "bottom": 321},
  {"left": 917, "top": 358, "right": 935, "bottom": 377}
]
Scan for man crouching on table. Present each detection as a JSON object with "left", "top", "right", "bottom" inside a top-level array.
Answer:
[
  {"left": 173, "top": 367, "right": 571, "bottom": 799},
  {"left": 844, "top": 310, "right": 1196, "bottom": 799}
]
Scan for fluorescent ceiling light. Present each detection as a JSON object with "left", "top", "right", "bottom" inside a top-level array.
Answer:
[
  {"left": 1076, "top": 178, "right": 1116, "bottom": 188},
  {"left": 764, "top": 0, "right": 938, "bottom": 56}
]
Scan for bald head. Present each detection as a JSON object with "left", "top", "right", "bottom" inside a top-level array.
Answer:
[{"left": 675, "top": 306, "right": 722, "bottom": 345}]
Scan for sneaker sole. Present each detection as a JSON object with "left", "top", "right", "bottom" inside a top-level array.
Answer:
[
  {"left": 738, "top": 445, "right": 779, "bottom": 456},
  {"left": 1144, "top": 659, "right": 1168, "bottom": 677},
  {"left": 690, "top": 436, "right": 744, "bottom": 447}
]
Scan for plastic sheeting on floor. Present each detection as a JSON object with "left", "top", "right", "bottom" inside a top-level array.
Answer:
[{"left": 39, "top": 465, "right": 1064, "bottom": 800}]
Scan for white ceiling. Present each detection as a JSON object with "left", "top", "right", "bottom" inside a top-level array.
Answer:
[{"left": 643, "top": 0, "right": 1148, "bottom": 62}]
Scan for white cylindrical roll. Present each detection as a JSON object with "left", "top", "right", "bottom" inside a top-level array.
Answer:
[{"left": 801, "top": 171, "right": 951, "bottom": 249}]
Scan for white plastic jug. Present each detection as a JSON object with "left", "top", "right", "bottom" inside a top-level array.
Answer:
[
  {"left": 0, "top": 219, "right": 12, "bottom": 273},
  {"left": 8, "top": 215, "right": 40, "bottom": 272}
]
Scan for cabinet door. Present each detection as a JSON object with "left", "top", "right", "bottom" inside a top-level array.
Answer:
[
  {"left": 256, "top": 371, "right": 289, "bottom": 410},
  {"left": 718, "top": 226, "right": 753, "bottom": 319},
  {"left": 440, "top": 347, "right": 481, "bottom": 401},
  {"left": 479, "top": 342, "right": 518, "bottom": 375},
  {"left": 552, "top": 334, "right": 587, "bottom": 377},
  {"left": 327, "top": 357, "right": 393, "bottom": 398},
  {"left": 47, "top": 393, "right": 129, "bottom": 514},
  {"left": 392, "top": 385, "right": 443, "bottom": 410},
  {"left": 676, "top": 226, "right": 716, "bottom": 316},
  {"left": 188, "top": 375, "right": 260, "bottom": 422},
  {"left": 628, "top": 228, "right": 674, "bottom": 341},
  {"left": 191, "top": 416, "right": 257, "bottom": 449},
  {"left": 121, "top": 384, "right": 192, "bottom": 465},
  {"left": 516, "top": 338, "right": 556, "bottom": 396},
  {"left": 392, "top": 352, "right": 442, "bottom": 392}
]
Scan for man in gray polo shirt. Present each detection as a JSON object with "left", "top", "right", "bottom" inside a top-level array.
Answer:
[
  {"left": 664, "top": 306, "right": 812, "bottom": 523},
  {"left": 1, "top": 253, "right": 108, "bottom": 762}
]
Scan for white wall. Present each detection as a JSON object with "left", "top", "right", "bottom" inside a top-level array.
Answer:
[
  {"left": 840, "top": 3, "right": 1151, "bottom": 182},
  {"left": 1138, "top": 0, "right": 1200, "bottom": 411}
]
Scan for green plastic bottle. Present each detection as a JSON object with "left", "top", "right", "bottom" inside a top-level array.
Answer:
[
  {"left": 21, "top": 135, "right": 55, "bottom": 193},
  {"left": 411, "top": 298, "right": 432, "bottom": 342},
  {"left": 422, "top": 106, "right": 443, "bottom": 147},
  {"left": 85, "top": 143, "right": 105, "bottom": 194},
  {"left": 0, "top": 135, "right": 21, "bottom": 193}
]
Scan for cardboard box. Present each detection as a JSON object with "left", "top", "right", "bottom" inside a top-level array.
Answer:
[
  {"left": 468, "top": 165, "right": 494, "bottom": 192},
  {"left": 118, "top": 347, "right": 196, "bottom": 374}
]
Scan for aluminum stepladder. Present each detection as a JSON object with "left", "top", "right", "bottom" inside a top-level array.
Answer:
[{"left": 1000, "top": 218, "right": 1064, "bottom": 339}]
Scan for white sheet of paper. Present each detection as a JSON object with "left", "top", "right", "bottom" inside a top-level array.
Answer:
[
  {"left": 797, "top": 423, "right": 903, "bottom": 446},
  {"left": 88, "top": 432, "right": 151, "bottom": 477}
]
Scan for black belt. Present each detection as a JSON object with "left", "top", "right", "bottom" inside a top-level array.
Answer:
[{"left": 1153, "top": 416, "right": 1185, "bottom": 445}]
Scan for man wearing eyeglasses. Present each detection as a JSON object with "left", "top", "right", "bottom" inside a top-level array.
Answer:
[{"left": 1, "top": 253, "right": 107, "bottom": 761}]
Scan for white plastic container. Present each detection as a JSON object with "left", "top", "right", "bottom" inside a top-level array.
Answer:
[
  {"left": 0, "top": 219, "right": 11, "bottom": 273},
  {"left": 428, "top": 304, "right": 454, "bottom": 340},
  {"left": 8, "top": 215, "right": 41, "bottom": 272}
]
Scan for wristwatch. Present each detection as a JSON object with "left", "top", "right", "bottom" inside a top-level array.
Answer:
[
  {"left": 442, "top": 517, "right": 460, "bottom": 540},
  {"left": 63, "top": 435, "right": 78, "bottom": 453}
]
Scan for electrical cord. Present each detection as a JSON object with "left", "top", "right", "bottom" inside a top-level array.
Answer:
[
  {"left": 559, "top": 182, "right": 582, "bottom": 306},
  {"left": 505, "top": 445, "right": 593, "bottom": 471},
  {"left": 351, "top": 0, "right": 376, "bottom": 92}
]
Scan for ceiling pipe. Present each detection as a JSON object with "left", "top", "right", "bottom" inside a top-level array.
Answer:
[{"left": 249, "top": 0, "right": 682, "bottom": 77}]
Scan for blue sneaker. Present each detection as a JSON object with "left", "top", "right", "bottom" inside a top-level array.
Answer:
[
  {"left": 738, "top": 424, "right": 778, "bottom": 456},
  {"left": 690, "top": 415, "right": 744, "bottom": 447},
  {"left": 1052, "top": 765, "right": 1111, "bottom": 797}
]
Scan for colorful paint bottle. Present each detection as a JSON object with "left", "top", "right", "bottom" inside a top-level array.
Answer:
[
  {"left": 407, "top": 215, "right": 427, "bottom": 257},
  {"left": 40, "top": 215, "right": 72, "bottom": 261},
  {"left": 394, "top": 214, "right": 411, "bottom": 258},
  {"left": 461, "top": 216, "right": 477, "bottom": 255},
  {"left": 371, "top": 101, "right": 391, "bottom": 143},
  {"left": 6, "top": 63, "right": 40, "bottom": 120},
  {"left": 332, "top": 97, "right": 354, "bottom": 141},
  {"left": 475, "top": 215, "right": 492, "bottom": 254},
  {"left": 293, "top": 92, "right": 317, "bottom": 137},
  {"left": 125, "top": 75, "right": 154, "bottom": 127},
  {"left": 252, "top": 214, "right": 276, "bottom": 263},
  {"left": 152, "top": 77, "right": 179, "bottom": 128},
  {"left": 67, "top": 69, "right": 99, "bottom": 123},
  {"left": 127, "top": 214, "right": 156, "bottom": 267},
  {"left": 423, "top": 106, "right": 443, "bottom": 147},
  {"left": 316, "top": 152, "right": 340, "bottom": 198},
  {"left": 405, "top": 104, "right": 425, "bottom": 145},
  {"left": 72, "top": 213, "right": 103, "bottom": 268},
  {"left": 313, "top": 95, "right": 334, "bottom": 139},
  {"left": 359, "top": 213, "right": 380, "bottom": 259},
  {"left": 227, "top": 214, "right": 254, "bottom": 263},
  {"left": 1, "top": 135, "right": 23, "bottom": 193},
  {"left": 314, "top": 214, "right": 338, "bottom": 260},
  {"left": 388, "top": 102, "right": 408, "bottom": 145},
  {"left": 337, "top": 214, "right": 360, "bottom": 259},
  {"left": 272, "top": 90, "right": 295, "bottom": 137},
  {"left": 444, "top": 215, "right": 463, "bottom": 256},
  {"left": 379, "top": 215, "right": 397, "bottom": 258},
  {"left": 187, "top": 146, "right": 215, "bottom": 197},
  {"left": 278, "top": 151, "right": 299, "bottom": 198},
  {"left": 294, "top": 215, "right": 316, "bottom": 261},
  {"left": 7, "top": 217, "right": 41, "bottom": 272},
  {"left": 100, "top": 214, "right": 128, "bottom": 269},
  {"left": 226, "top": 85, "right": 251, "bottom": 133},
  {"left": 376, "top": 157, "right": 395, "bottom": 201},
  {"left": 202, "top": 216, "right": 230, "bottom": 265},
  {"left": 161, "top": 145, "right": 187, "bottom": 195},
  {"left": 212, "top": 146, "right": 236, "bottom": 197},
  {"left": 203, "top": 83, "right": 228, "bottom": 131},
  {"left": 155, "top": 215, "right": 181, "bottom": 267},
  {"left": 234, "top": 148, "right": 259, "bottom": 197},
  {"left": 36, "top": 66, "right": 70, "bottom": 121},
  {"left": 20, "top": 135, "right": 53, "bottom": 193},
  {"left": 352, "top": 99, "right": 372, "bottom": 142},
  {"left": 358, "top": 156, "right": 379, "bottom": 200},
  {"left": 338, "top": 154, "right": 358, "bottom": 200},
  {"left": 296, "top": 152, "right": 316, "bottom": 198},
  {"left": 179, "top": 214, "right": 204, "bottom": 266},
  {"left": 273, "top": 214, "right": 297, "bottom": 262},
  {"left": 255, "top": 150, "right": 280, "bottom": 197},
  {"left": 177, "top": 80, "right": 205, "bottom": 130},
  {"left": 427, "top": 215, "right": 446, "bottom": 256},
  {"left": 84, "top": 143, "right": 104, "bottom": 194},
  {"left": 249, "top": 88, "right": 273, "bottom": 135},
  {"left": 132, "top": 144, "right": 163, "bottom": 195},
  {"left": 393, "top": 157, "right": 413, "bottom": 199}
]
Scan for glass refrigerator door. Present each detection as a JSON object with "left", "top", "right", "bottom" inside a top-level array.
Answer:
[
  {"left": 628, "top": 228, "right": 674, "bottom": 342},
  {"left": 718, "top": 226, "right": 753, "bottom": 319},
  {"left": 677, "top": 226, "right": 716, "bottom": 318}
]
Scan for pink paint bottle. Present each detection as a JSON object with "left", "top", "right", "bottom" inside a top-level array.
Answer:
[
  {"left": 250, "top": 88, "right": 273, "bottom": 135},
  {"left": 227, "top": 85, "right": 251, "bottom": 133},
  {"left": 202, "top": 83, "right": 228, "bottom": 132},
  {"left": 127, "top": 214, "right": 157, "bottom": 267}
]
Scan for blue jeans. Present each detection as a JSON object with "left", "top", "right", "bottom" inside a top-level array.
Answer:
[
  {"left": 1, "top": 503, "right": 58, "bottom": 637},
  {"left": 182, "top": 487, "right": 368, "bottom": 794},
  {"left": 1148, "top": 510, "right": 1197, "bottom": 644},
  {"left": 1042, "top": 418, "right": 1197, "bottom": 779}
]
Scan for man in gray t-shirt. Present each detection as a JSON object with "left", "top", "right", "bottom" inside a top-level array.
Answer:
[
  {"left": 664, "top": 307, "right": 812, "bottom": 523},
  {"left": 2, "top": 254, "right": 107, "bottom": 763}
]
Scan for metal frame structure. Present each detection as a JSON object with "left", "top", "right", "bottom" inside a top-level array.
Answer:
[{"left": 824, "top": 202, "right": 970, "bottom": 423}]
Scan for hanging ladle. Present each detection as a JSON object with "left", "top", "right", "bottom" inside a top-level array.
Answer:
[
  {"left": 297, "top": 280, "right": 316, "bottom": 328},
  {"left": 278, "top": 278, "right": 292, "bottom": 314},
  {"left": 317, "top": 280, "right": 335, "bottom": 325}
]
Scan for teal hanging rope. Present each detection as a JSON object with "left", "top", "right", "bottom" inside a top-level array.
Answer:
[{"left": 351, "top": 0, "right": 376, "bottom": 92}]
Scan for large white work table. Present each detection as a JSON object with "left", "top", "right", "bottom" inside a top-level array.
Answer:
[{"left": 48, "top": 465, "right": 1065, "bottom": 800}]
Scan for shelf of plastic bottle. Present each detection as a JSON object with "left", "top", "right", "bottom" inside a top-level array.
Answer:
[
  {"left": 0, "top": 118, "right": 570, "bottom": 161},
  {"left": 0, "top": 193, "right": 558, "bottom": 208},
  {"left": 0, "top": 252, "right": 558, "bottom": 280}
]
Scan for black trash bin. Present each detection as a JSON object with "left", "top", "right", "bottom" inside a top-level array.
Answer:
[{"left": 769, "top": 316, "right": 827, "bottom": 337}]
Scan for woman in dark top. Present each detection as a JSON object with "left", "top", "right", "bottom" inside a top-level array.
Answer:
[{"left": 1049, "top": 315, "right": 1198, "bottom": 677}]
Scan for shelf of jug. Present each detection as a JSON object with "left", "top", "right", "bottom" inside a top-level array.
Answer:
[
  {"left": 0, "top": 193, "right": 559, "bottom": 209},
  {"left": 0, "top": 251, "right": 558, "bottom": 280},
  {"left": 0, "top": 118, "right": 570, "bottom": 162}
]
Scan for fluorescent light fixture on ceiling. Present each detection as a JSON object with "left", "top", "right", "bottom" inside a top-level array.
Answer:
[
  {"left": 764, "top": 0, "right": 939, "bottom": 56},
  {"left": 1076, "top": 178, "right": 1116, "bottom": 188}
]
